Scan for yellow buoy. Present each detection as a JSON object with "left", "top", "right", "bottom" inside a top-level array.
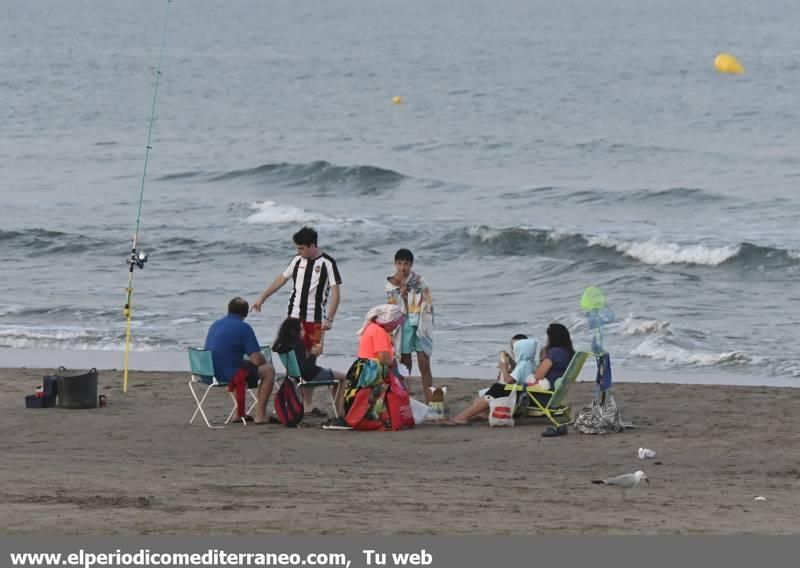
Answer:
[
  {"left": 392, "top": 95, "right": 403, "bottom": 105},
  {"left": 714, "top": 53, "right": 745, "bottom": 75}
]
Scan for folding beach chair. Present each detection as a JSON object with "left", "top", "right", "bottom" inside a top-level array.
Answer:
[
  {"left": 278, "top": 350, "right": 342, "bottom": 418},
  {"left": 188, "top": 346, "right": 266, "bottom": 428},
  {"left": 505, "top": 351, "right": 590, "bottom": 427}
]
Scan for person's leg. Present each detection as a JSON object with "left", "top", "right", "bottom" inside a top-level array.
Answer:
[
  {"left": 444, "top": 398, "right": 490, "bottom": 425},
  {"left": 399, "top": 353, "right": 413, "bottom": 374},
  {"left": 417, "top": 351, "right": 433, "bottom": 403},
  {"left": 301, "top": 386, "right": 314, "bottom": 411},
  {"left": 399, "top": 317, "right": 414, "bottom": 375},
  {"left": 332, "top": 370, "right": 347, "bottom": 417},
  {"left": 254, "top": 363, "right": 275, "bottom": 423}
]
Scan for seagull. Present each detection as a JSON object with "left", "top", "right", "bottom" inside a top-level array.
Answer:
[{"left": 592, "top": 470, "right": 649, "bottom": 500}]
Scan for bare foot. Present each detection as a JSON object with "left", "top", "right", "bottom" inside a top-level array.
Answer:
[{"left": 440, "top": 419, "right": 469, "bottom": 427}]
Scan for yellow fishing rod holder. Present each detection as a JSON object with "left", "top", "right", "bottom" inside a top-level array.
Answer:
[{"left": 122, "top": 248, "right": 148, "bottom": 393}]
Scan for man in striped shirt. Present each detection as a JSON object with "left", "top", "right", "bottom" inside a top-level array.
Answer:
[{"left": 251, "top": 227, "right": 342, "bottom": 415}]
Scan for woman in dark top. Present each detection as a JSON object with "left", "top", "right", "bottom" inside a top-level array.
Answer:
[
  {"left": 442, "top": 323, "right": 575, "bottom": 426},
  {"left": 535, "top": 323, "right": 575, "bottom": 386},
  {"left": 272, "top": 318, "right": 347, "bottom": 416}
]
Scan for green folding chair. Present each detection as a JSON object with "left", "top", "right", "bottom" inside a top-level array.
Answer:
[
  {"left": 278, "top": 350, "right": 342, "bottom": 418},
  {"left": 505, "top": 351, "right": 590, "bottom": 427},
  {"left": 188, "top": 346, "right": 270, "bottom": 428}
]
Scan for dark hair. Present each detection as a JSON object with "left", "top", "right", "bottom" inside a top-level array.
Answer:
[
  {"left": 394, "top": 248, "right": 414, "bottom": 263},
  {"left": 293, "top": 226, "right": 318, "bottom": 247},
  {"left": 545, "top": 323, "right": 574, "bottom": 358},
  {"left": 274, "top": 317, "right": 302, "bottom": 348},
  {"left": 511, "top": 333, "right": 528, "bottom": 342},
  {"left": 227, "top": 297, "right": 249, "bottom": 318}
]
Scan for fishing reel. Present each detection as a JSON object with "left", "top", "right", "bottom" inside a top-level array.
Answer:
[{"left": 127, "top": 249, "right": 149, "bottom": 270}]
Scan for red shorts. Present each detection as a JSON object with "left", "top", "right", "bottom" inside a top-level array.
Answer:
[{"left": 300, "top": 321, "right": 324, "bottom": 353}]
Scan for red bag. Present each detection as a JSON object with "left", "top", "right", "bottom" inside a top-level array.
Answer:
[
  {"left": 386, "top": 391, "right": 414, "bottom": 431},
  {"left": 388, "top": 371, "right": 408, "bottom": 396},
  {"left": 344, "top": 388, "right": 372, "bottom": 427},
  {"left": 274, "top": 378, "right": 304, "bottom": 427},
  {"left": 386, "top": 372, "right": 414, "bottom": 431},
  {"left": 345, "top": 387, "right": 387, "bottom": 431}
]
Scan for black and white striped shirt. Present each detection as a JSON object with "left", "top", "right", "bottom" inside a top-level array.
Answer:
[{"left": 281, "top": 253, "right": 342, "bottom": 322}]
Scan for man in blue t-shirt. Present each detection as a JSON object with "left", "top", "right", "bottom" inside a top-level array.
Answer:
[{"left": 205, "top": 297, "right": 275, "bottom": 423}]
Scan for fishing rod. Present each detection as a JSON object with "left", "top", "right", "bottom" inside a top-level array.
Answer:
[{"left": 123, "top": 0, "right": 173, "bottom": 393}]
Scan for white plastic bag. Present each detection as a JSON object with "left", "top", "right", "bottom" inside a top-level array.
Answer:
[
  {"left": 410, "top": 398, "right": 429, "bottom": 424},
  {"left": 488, "top": 388, "right": 516, "bottom": 427}
]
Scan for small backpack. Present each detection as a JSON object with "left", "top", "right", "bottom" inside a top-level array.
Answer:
[{"left": 274, "top": 377, "right": 304, "bottom": 427}]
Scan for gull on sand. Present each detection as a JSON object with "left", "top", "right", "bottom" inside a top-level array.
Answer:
[{"left": 592, "top": 470, "right": 649, "bottom": 499}]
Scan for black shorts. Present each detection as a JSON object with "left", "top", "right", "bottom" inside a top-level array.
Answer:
[{"left": 485, "top": 382, "right": 551, "bottom": 406}]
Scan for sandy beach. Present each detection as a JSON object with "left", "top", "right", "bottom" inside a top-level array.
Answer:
[{"left": 1, "top": 367, "right": 799, "bottom": 535}]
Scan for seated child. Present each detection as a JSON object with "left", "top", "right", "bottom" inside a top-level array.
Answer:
[{"left": 497, "top": 333, "right": 529, "bottom": 380}]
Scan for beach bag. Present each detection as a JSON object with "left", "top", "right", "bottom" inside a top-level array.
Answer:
[
  {"left": 386, "top": 373, "right": 414, "bottom": 431},
  {"left": 344, "top": 387, "right": 386, "bottom": 431},
  {"left": 574, "top": 392, "right": 623, "bottom": 434},
  {"left": 488, "top": 388, "right": 516, "bottom": 427},
  {"left": 274, "top": 377, "right": 304, "bottom": 427},
  {"left": 425, "top": 386, "right": 448, "bottom": 422}
]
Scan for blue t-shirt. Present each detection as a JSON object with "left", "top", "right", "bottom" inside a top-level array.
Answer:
[
  {"left": 204, "top": 314, "right": 260, "bottom": 381},
  {"left": 545, "top": 347, "right": 572, "bottom": 384}
]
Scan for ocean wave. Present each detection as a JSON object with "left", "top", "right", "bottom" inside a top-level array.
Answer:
[
  {"left": 572, "top": 186, "right": 725, "bottom": 206},
  {"left": 0, "top": 328, "right": 175, "bottom": 351},
  {"left": 618, "top": 315, "right": 670, "bottom": 336},
  {"left": 585, "top": 236, "right": 739, "bottom": 266},
  {"left": 205, "top": 160, "right": 407, "bottom": 194},
  {"left": 623, "top": 187, "right": 726, "bottom": 204},
  {"left": 631, "top": 336, "right": 756, "bottom": 368},
  {"left": 501, "top": 186, "right": 726, "bottom": 206},
  {"left": 459, "top": 225, "right": 800, "bottom": 269},
  {"left": 246, "top": 200, "right": 321, "bottom": 225},
  {"left": 150, "top": 237, "right": 266, "bottom": 261},
  {"left": 0, "top": 228, "right": 109, "bottom": 256},
  {"left": 0, "top": 306, "right": 121, "bottom": 320}
]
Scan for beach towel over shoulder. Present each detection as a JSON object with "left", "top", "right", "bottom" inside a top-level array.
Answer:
[{"left": 385, "top": 271, "right": 434, "bottom": 355}]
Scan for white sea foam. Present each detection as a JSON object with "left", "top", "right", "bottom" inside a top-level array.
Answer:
[
  {"left": 246, "top": 200, "right": 321, "bottom": 225},
  {"left": 631, "top": 336, "right": 752, "bottom": 367},
  {"left": 465, "top": 225, "right": 502, "bottom": 241},
  {"left": 587, "top": 236, "right": 739, "bottom": 266},
  {"left": 0, "top": 329, "right": 165, "bottom": 352},
  {"left": 618, "top": 314, "right": 669, "bottom": 336}
]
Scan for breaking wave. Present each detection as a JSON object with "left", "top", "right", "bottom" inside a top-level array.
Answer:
[{"left": 458, "top": 225, "right": 799, "bottom": 269}]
